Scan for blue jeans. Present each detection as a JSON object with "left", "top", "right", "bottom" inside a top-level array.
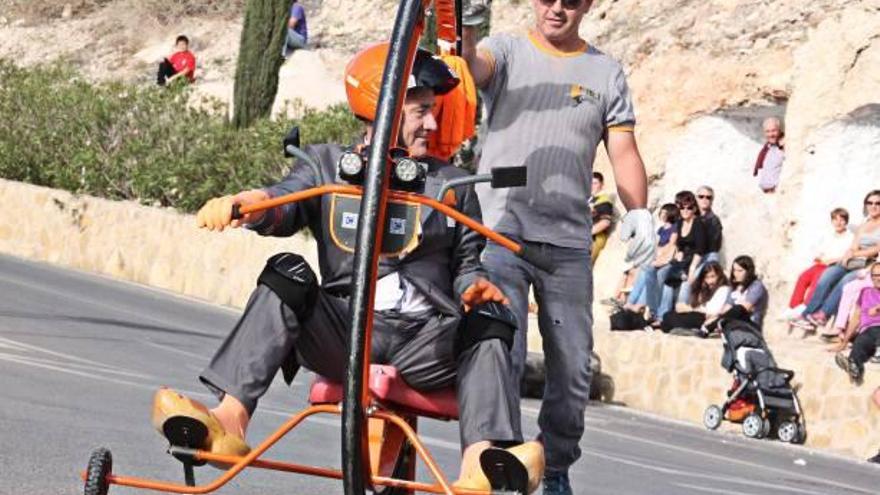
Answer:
[
  {"left": 820, "top": 270, "right": 860, "bottom": 316},
  {"left": 283, "top": 29, "right": 307, "bottom": 57},
  {"left": 482, "top": 239, "right": 592, "bottom": 474},
  {"left": 629, "top": 264, "right": 676, "bottom": 320},
  {"left": 803, "top": 264, "right": 848, "bottom": 315}
]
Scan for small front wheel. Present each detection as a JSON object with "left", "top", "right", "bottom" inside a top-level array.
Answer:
[
  {"left": 742, "top": 413, "right": 765, "bottom": 439},
  {"left": 84, "top": 448, "right": 113, "bottom": 495},
  {"left": 777, "top": 421, "right": 799, "bottom": 443},
  {"left": 703, "top": 405, "right": 723, "bottom": 430}
]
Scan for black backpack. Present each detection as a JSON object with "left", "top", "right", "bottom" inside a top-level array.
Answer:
[{"left": 610, "top": 309, "right": 648, "bottom": 331}]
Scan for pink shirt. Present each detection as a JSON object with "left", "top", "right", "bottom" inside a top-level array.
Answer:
[{"left": 858, "top": 286, "right": 880, "bottom": 332}]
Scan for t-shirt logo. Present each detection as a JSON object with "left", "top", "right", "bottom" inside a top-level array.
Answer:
[{"left": 569, "top": 84, "right": 598, "bottom": 107}]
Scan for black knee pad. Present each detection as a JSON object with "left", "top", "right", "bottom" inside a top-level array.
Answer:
[
  {"left": 456, "top": 301, "right": 517, "bottom": 356},
  {"left": 257, "top": 253, "right": 319, "bottom": 319}
]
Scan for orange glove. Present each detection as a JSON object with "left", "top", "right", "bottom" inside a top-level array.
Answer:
[
  {"left": 196, "top": 189, "right": 269, "bottom": 231},
  {"left": 461, "top": 278, "right": 509, "bottom": 312}
]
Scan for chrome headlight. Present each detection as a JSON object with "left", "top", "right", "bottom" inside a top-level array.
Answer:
[
  {"left": 393, "top": 157, "right": 424, "bottom": 183},
  {"left": 337, "top": 151, "right": 364, "bottom": 183}
]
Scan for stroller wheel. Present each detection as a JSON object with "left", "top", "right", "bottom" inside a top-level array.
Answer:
[
  {"left": 777, "top": 421, "right": 799, "bottom": 443},
  {"left": 742, "top": 413, "right": 765, "bottom": 439},
  {"left": 703, "top": 405, "right": 723, "bottom": 430}
]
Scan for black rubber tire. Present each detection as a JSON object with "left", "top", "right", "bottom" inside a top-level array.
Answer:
[{"left": 84, "top": 448, "right": 112, "bottom": 495}]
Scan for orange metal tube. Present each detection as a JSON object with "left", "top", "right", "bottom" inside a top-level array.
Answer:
[
  {"left": 370, "top": 410, "right": 457, "bottom": 495},
  {"left": 388, "top": 191, "right": 522, "bottom": 255},
  {"left": 236, "top": 184, "right": 362, "bottom": 217},
  {"left": 233, "top": 185, "right": 524, "bottom": 257},
  {"left": 97, "top": 404, "right": 340, "bottom": 494}
]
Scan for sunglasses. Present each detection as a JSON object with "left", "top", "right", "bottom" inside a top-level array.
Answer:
[
  {"left": 678, "top": 205, "right": 696, "bottom": 211},
  {"left": 538, "top": 0, "right": 585, "bottom": 9},
  {"left": 865, "top": 201, "right": 880, "bottom": 206},
  {"left": 697, "top": 195, "right": 713, "bottom": 200}
]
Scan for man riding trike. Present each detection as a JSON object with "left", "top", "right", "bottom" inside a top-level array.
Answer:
[{"left": 144, "top": 43, "right": 544, "bottom": 494}]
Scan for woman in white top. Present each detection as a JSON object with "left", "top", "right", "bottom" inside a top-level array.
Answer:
[
  {"left": 660, "top": 261, "right": 730, "bottom": 333},
  {"left": 786, "top": 208, "right": 853, "bottom": 317}
]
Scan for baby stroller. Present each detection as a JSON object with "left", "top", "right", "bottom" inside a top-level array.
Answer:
[{"left": 702, "top": 319, "right": 806, "bottom": 443}]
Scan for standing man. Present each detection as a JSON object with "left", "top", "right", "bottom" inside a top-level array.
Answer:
[
  {"left": 283, "top": 0, "right": 308, "bottom": 59},
  {"left": 753, "top": 117, "right": 785, "bottom": 193},
  {"left": 462, "top": 1, "right": 655, "bottom": 493}
]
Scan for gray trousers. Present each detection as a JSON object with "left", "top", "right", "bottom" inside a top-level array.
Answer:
[
  {"left": 482, "top": 239, "right": 593, "bottom": 474},
  {"left": 200, "top": 285, "right": 521, "bottom": 448}
]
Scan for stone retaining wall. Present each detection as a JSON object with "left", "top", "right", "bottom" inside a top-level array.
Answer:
[{"left": 3, "top": 179, "right": 879, "bottom": 460}]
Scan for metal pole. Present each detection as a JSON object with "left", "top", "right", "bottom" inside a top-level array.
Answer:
[{"left": 342, "top": 1, "right": 425, "bottom": 494}]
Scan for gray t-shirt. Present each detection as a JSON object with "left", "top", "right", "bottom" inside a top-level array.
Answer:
[
  {"left": 475, "top": 33, "right": 636, "bottom": 249},
  {"left": 726, "top": 280, "right": 769, "bottom": 329}
]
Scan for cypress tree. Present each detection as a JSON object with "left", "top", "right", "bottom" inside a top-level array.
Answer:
[{"left": 232, "top": 0, "right": 290, "bottom": 128}]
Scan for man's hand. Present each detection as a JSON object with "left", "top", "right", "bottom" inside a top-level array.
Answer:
[
  {"left": 461, "top": 278, "right": 508, "bottom": 312},
  {"left": 620, "top": 209, "right": 656, "bottom": 268},
  {"left": 196, "top": 189, "right": 269, "bottom": 231}
]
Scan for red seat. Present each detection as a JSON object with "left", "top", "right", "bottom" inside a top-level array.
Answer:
[{"left": 309, "top": 365, "right": 459, "bottom": 420}]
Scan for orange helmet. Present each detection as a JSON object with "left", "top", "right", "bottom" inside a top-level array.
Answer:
[{"left": 344, "top": 42, "right": 460, "bottom": 121}]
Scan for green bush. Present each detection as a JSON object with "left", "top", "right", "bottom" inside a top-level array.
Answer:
[{"left": 0, "top": 61, "right": 361, "bottom": 212}]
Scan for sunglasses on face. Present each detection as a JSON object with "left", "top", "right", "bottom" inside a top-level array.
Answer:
[
  {"left": 678, "top": 205, "right": 696, "bottom": 211},
  {"left": 871, "top": 273, "right": 880, "bottom": 279},
  {"left": 697, "top": 195, "right": 713, "bottom": 200},
  {"left": 538, "top": 0, "right": 585, "bottom": 10},
  {"left": 865, "top": 201, "right": 880, "bottom": 207}
]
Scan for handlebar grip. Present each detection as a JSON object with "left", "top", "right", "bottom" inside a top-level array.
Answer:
[
  {"left": 518, "top": 245, "right": 555, "bottom": 274},
  {"left": 231, "top": 203, "right": 243, "bottom": 220}
]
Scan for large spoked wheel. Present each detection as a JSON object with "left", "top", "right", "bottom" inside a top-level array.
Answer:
[
  {"left": 703, "top": 405, "right": 723, "bottom": 430},
  {"left": 84, "top": 448, "right": 112, "bottom": 495},
  {"left": 742, "top": 413, "right": 765, "bottom": 439}
]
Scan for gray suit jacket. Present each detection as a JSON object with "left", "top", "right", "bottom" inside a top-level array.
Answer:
[{"left": 249, "top": 143, "right": 487, "bottom": 317}]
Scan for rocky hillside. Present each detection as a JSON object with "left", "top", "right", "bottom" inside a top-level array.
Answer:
[{"left": 1, "top": 0, "right": 879, "bottom": 334}]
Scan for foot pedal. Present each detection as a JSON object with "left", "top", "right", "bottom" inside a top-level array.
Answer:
[
  {"left": 163, "top": 416, "right": 208, "bottom": 466},
  {"left": 480, "top": 447, "right": 528, "bottom": 495}
]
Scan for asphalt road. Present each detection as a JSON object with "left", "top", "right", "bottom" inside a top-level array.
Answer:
[{"left": 0, "top": 253, "right": 878, "bottom": 495}]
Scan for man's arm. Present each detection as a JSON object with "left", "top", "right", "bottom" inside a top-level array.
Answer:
[
  {"left": 605, "top": 131, "right": 648, "bottom": 210},
  {"left": 591, "top": 218, "right": 611, "bottom": 236},
  {"left": 461, "top": 26, "right": 494, "bottom": 88}
]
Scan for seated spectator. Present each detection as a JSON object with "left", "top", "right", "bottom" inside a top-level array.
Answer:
[
  {"left": 704, "top": 255, "right": 768, "bottom": 334},
  {"left": 590, "top": 171, "right": 615, "bottom": 266},
  {"left": 786, "top": 207, "right": 853, "bottom": 320},
  {"left": 606, "top": 203, "right": 678, "bottom": 307},
  {"left": 661, "top": 261, "right": 730, "bottom": 334},
  {"left": 157, "top": 35, "right": 196, "bottom": 86},
  {"left": 830, "top": 261, "right": 880, "bottom": 384},
  {"left": 821, "top": 269, "right": 871, "bottom": 341},
  {"left": 696, "top": 185, "right": 722, "bottom": 264},
  {"left": 283, "top": 0, "right": 308, "bottom": 59},
  {"left": 753, "top": 117, "right": 784, "bottom": 193},
  {"left": 626, "top": 192, "right": 707, "bottom": 323},
  {"left": 794, "top": 190, "right": 880, "bottom": 329}
]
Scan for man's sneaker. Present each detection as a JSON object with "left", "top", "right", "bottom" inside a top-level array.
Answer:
[
  {"left": 835, "top": 352, "right": 863, "bottom": 384},
  {"left": 789, "top": 318, "right": 815, "bottom": 330},
  {"left": 543, "top": 472, "right": 573, "bottom": 495}
]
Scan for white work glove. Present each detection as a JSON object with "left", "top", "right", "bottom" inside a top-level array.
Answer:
[
  {"left": 462, "top": 1, "right": 491, "bottom": 27},
  {"left": 619, "top": 209, "right": 657, "bottom": 268}
]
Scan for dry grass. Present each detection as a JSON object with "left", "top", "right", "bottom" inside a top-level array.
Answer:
[{"left": 1, "top": 0, "right": 244, "bottom": 23}]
